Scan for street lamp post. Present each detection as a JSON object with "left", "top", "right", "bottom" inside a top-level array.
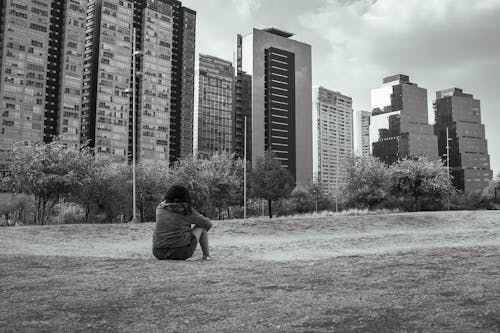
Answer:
[
  {"left": 124, "top": 27, "right": 143, "bottom": 223},
  {"left": 445, "top": 127, "right": 452, "bottom": 211},
  {"left": 243, "top": 115, "right": 247, "bottom": 219}
]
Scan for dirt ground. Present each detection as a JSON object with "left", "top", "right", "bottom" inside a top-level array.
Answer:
[{"left": 0, "top": 210, "right": 499, "bottom": 332}]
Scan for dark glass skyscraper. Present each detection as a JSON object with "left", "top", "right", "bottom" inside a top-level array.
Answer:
[{"left": 434, "top": 88, "right": 492, "bottom": 193}]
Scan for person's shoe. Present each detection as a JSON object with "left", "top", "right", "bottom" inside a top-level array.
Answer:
[{"left": 201, "top": 256, "right": 211, "bottom": 261}]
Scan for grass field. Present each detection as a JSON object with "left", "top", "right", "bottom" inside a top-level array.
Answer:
[{"left": 1, "top": 210, "right": 499, "bottom": 332}]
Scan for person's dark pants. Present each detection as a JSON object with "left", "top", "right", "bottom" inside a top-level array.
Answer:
[{"left": 153, "top": 235, "right": 198, "bottom": 260}]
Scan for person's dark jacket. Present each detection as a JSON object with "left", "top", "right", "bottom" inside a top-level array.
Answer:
[{"left": 153, "top": 201, "right": 212, "bottom": 249}]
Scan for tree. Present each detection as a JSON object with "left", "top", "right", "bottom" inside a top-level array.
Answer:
[
  {"left": 248, "top": 150, "right": 294, "bottom": 218},
  {"left": 342, "top": 156, "right": 390, "bottom": 209},
  {"left": 170, "top": 155, "right": 211, "bottom": 215},
  {"left": 481, "top": 173, "right": 500, "bottom": 208},
  {"left": 201, "top": 152, "right": 244, "bottom": 219},
  {"left": 389, "top": 157, "right": 455, "bottom": 211},
  {"left": 170, "top": 152, "right": 244, "bottom": 219},
  {"left": 4, "top": 140, "right": 94, "bottom": 225},
  {"left": 289, "top": 185, "right": 315, "bottom": 214},
  {"left": 135, "top": 164, "right": 172, "bottom": 221}
]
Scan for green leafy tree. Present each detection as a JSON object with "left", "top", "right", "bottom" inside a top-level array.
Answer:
[
  {"left": 4, "top": 140, "right": 94, "bottom": 225},
  {"left": 389, "top": 157, "right": 455, "bottom": 211},
  {"left": 481, "top": 173, "right": 500, "bottom": 207},
  {"left": 170, "top": 155, "right": 211, "bottom": 215},
  {"left": 71, "top": 162, "right": 132, "bottom": 223},
  {"left": 201, "top": 152, "right": 244, "bottom": 219},
  {"left": 289, "top": 185, "right": 315, "bottom": 214},
  {"left": 248, "top": 150, "right": 294, "bottom": 218},
  {"left": 136, "top": 164, "right": 172, "bottom": 221},
  {"left": 342, "top": 156, "right": 390, "bottom": 209}
]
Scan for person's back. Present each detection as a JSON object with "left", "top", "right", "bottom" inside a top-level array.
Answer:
[{"left": 152, "top": 185, "right": 212, "bottom": 260}]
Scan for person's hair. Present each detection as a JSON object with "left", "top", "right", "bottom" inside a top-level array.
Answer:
[{"left": 164, "top": 185, "right": 192, "bottom": 215}]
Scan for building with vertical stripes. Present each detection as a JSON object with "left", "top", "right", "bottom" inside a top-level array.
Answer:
[{"left": 239, "top": 28, "right": 312, "bottom": 185}]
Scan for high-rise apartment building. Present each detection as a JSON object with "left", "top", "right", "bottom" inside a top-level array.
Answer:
[
  {"left": 239, "top": 28, "right": 312, "bottom": 185},
  {"left": 81, "top": 0, "right": 134, "bottom": 163},
  {"left": 312, "top": 87, "right": 353, "bottom": 195},
  {"left": 194, "top": 54, "right": 234, "bottom": 158},
  {"left": 370, "top": 74, "right": 437, "bottom": 164},
  {"left": 233, "top": 34, "right": 252, "bottom": 161},
  {"left": 165, "top": 0, "right": 196, "bottom": 162},
  {"left": 81, "top": 0, "right": 195, "bottom": 164},
  {"left": 0, "top": 0, "right": 87, "bottom": 175},
  {"left": 434, "top": 88, "right": 492, "bottom": 193},
  {"left": 353, "top": 110, "right": 370, "bottom": 157}
]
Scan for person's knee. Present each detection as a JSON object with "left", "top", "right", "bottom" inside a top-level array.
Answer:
[{"left": 192, "top": 227, "right": 207, "bottom": 239}]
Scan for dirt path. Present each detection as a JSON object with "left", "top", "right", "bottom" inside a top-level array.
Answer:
[{"left": 0, "top": 210, "right": 498, "bottom": 261}]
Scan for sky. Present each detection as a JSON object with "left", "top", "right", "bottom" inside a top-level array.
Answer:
[{"left": 182, "top": 0, "right": 500, "bottom": 175}]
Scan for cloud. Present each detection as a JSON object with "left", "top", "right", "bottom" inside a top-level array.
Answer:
[
  {"left": 230, "top": 0, "right": 262, "bottom": 16},
  {"left": 181, "top": 0, "right": 500, "bottom": 173}
]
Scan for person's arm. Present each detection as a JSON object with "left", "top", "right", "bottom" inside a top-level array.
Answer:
[{"left": 190, "top": 209, "right": 212, "bottom": 231}]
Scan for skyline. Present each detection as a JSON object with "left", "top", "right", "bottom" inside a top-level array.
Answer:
[{"left": 182, "top": 0, "right": 500, "bottom": 174}]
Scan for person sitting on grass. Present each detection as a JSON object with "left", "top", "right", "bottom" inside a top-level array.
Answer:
[{"left": 152, "top": 185, "right": 212, "bottom": 261}]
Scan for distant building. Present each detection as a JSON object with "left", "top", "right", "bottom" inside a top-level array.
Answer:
[
  {"left": 194, "top": 54, "right": 234, "bottom": 158},
  {"left": 353, "top": 110, "right": 371, "bottom": 157},
  {"left": 239, "top": 28, "right": 312, "bottom": 185},
  {"left": 434, "top": 88, "right": 492, "bottom": 193},
  {"left": 312, "top": 87, "right": 353, "bottom": 195},
  {"left": 233, "top": 36, "right": 252, "bottom": 161},
  {"left": 0, "top": 0, "right": 87, "bottom": 176},
  {"left": 81, "top": 0, "right": 195, "bottom": 164},
  {"left": 370, "top": 74, "right": 437, "bottom": 164}
]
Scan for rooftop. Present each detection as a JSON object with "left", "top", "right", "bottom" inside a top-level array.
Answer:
[{"left": 262, "top": 27, "right": 295, "bottom": 38}]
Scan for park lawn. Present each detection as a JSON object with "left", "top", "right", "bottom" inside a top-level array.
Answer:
[{"left": 0, "top": 210, "right": 499, "bottom": 332}]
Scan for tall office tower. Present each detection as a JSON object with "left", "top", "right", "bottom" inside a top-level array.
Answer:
[
  {"left": 370, "top": 74, "right": 437, "bottom": 164},
  {"left": 194, "top": 54, "right": 234, "bottom": 158},
  {"left": 434, "top": 88, "right": 492, "bottom": 193},
  {"left": 239, "top": 28, "right": 312, "bottom": 185},
  {"left": 0, "top": 0, "right": 87, "bottom": 175},
  {"left": 353, "top": 110, "right": 371, "bottom": 157},
  {"left": 82, "top": 0, "right": 195, "bottom": 164},
  {"left": 133, "top": 0, "right": 173, "bottom": 165},
  {"left": 312, "top": 86, "right": 353, "bottom": 195},
  {"left": 233, "top": 34, "right": 252, "bottom": 161},
  {"left": 81, "top": 0, "right": 134, "bottom": 163},
  {"left": 164, "top": 0, "right": 196, "bottom": 163}
]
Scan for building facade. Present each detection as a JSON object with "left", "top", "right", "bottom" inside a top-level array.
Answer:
[
  {"left": 434, "top": 88, "right": 492, "bottom": 193},
  {"left": 312, "top": 87, "right": 353, "bottom": 195},
  {"left": 353, "top": 110, "right": 370, "bottom": 157},
  {"left": 370, "top": 74, "right": 437, "bottom": 164},
  {"left": 81, "top": 0, "right": 134, "bottom": 162},
  {"left": 165, "top": 0, "right": 196, "bottom": 162},
  {"left": 81, "top": 0, "right": 195, "bottom": 164},
  {"left": 233, "top": 34, "right": 252, "bottom": 161},
  {"left": 239, "top": 28, "right": 312, "bottom": 185},
  {"left": 194, "top": 54, "right": 234, "bottom": 158},
  {"left": 0, "top": 0, "right": 87, "bottom": 175}
]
